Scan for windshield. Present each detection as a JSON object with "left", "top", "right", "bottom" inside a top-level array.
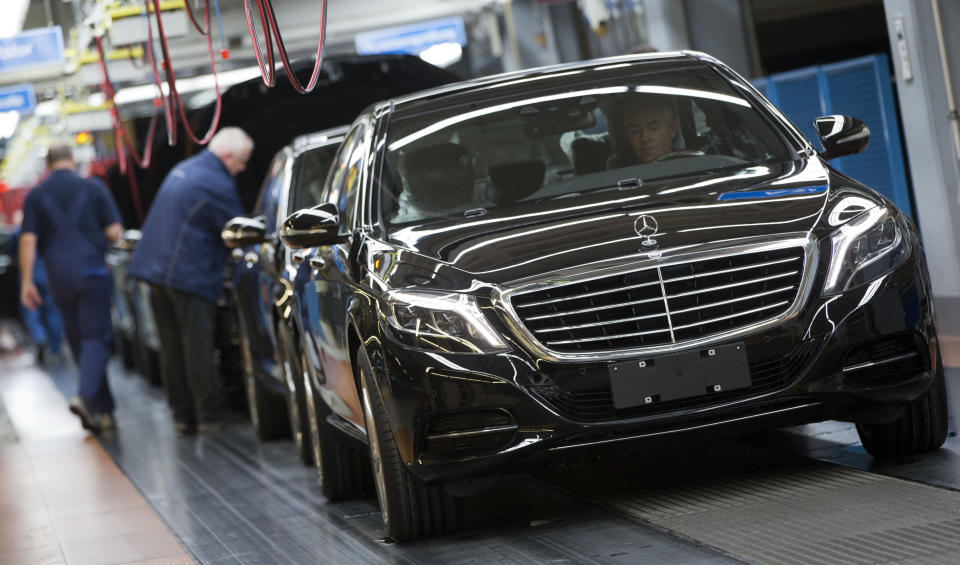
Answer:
[{"left": 381, "top": 63, "right": 795, "bottom": 226}]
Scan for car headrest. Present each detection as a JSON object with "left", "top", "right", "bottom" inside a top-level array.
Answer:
[
  {"left": 403, "top": 143, "right": 474, "bottom": 212},
  {"left": 570, "top": 137, "right": 612, "bottom": 175},
  {"left": 488, "top": 159, "right": 546, "bottom": 205}
]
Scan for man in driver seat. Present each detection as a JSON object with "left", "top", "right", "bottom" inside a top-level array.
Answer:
[{"left": 623, "top": 95, "right": 679, "bottom": 163}]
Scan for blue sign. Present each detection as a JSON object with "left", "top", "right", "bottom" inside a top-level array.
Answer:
[
  {"left": 0, "top": 83, "right": 36, "bottom": 114},
  {"left": 355, "top": 17, "right": 467, "bottom": 56},
  {"left": 0, "top": 26, "right": 65, "bottom": 74}
]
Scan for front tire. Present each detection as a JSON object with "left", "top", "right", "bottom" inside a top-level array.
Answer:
[
  {"left": 856, "top": 353, "right": 949, "bottom": 458},
  {"left": 356, "top": 346, "right": 460, "bottom": 541},
  {"left": 303, "top": 349, "right": 370, "bottom": 501},
  {"left": 236, "top": 301, "right": 288, "bottom": 441}
]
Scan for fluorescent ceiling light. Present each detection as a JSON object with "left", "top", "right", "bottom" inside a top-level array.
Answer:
[
  {"left": 0, "top": 0, "right": 29, "bottom": 38},
  {"left": 113, "top": 66, "right": 265, "bottom": 106},
  {"left": 0, "top": 111, "right": 21, "bottom": 139},
  {"left": 419, "top": 42, "right": 462, "bottom": 68}
]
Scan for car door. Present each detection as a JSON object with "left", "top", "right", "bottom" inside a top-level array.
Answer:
[
  {"left": 298, "top": 122, "right": 370, "bottom": 430},
  {"left": 234, "top": 150, "right": 291, "bottom": 391}
]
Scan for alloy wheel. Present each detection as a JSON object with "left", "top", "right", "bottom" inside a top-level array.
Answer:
[
  {"left": 302, "top": 350, "right": 324, "bottom": 484},
  {"left": 359, "top": 363, "right": 391, "bottom": 530}
]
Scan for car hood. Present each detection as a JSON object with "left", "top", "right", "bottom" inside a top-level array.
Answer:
[{"left": 379, "top": 158, "right": 857, "bottom": 290}]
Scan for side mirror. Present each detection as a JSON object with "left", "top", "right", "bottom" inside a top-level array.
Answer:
[
  {"left": 280, "top": 203, "right": 339, "bottom": 249},
  {"left": 814, "top": 115, "right": 870, "bottom": 160},
  {"left": 221, "top": 215, "right": 267, "bottom": 249},
  {"left": 116, "top": 229, "right": 142, "bottom": 252}
]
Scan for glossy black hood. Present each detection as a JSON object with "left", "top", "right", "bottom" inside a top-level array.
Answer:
[{"left": 376, "top": 158, "right": 880, "bottom": 291}]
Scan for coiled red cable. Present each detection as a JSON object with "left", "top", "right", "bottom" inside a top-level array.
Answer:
[
  {"left": 95, "top": 35, "right": 154, "bottom": 222},
  {"left": 146, "top": 0, "right": 223, "bottom": 146},
  {"left": 243, "top": 0, "right": 327, "bottom": 93}
]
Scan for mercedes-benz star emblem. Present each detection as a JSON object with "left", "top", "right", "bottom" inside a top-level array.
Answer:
[{"left": 634, "top": 215, "right": 659, "bottom": 248}]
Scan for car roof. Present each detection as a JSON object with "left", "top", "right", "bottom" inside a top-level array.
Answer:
[
  {"left": 291, "top": 125, "right": 350, "bottom": 155},
  {"left": 381, "top": 51, "right": 713, "bottom": 112}
]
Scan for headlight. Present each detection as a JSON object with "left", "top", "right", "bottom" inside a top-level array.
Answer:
[
  {"left": 385, "top": 289, "right": 508, "bottom": 354},
  {"left": 822, "top": 206, "right": 909, "bottom": 295}
]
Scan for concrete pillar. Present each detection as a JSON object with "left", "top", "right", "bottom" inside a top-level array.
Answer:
[
  {"left": 882, "top": 0, "right": 960, "bottom": 334},
  {"left": 681, "top": 0, "right": 758, "bottom": 77}
]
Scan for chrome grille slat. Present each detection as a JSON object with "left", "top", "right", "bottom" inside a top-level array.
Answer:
[
  {"left": 534, "top": 312, "right": 668, "bottom": 334},
  {"left": 670, "top": 286, "right": 795, "bottom": 315},
  {"left": 509, "top": 244, "right": 808, "bottom": 354},
  {"left": 666, "top": 270, "right": 799, "bottom": 300},
  {"left": 524, "top": 295, "right": 665, "bottom": 321},
  {"left": 516, "top": 280, "right": 661, "bottom": 308},
  {"left": 546, "top": 327, "right": 671, "bottom": 345},
  {"left": 661, "top": 255, "right": 802, "bottom": 284},
  {"left": 671, "top": 301, "right": 790, "bottom": 331}
]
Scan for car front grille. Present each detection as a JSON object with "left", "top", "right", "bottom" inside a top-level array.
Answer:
[
  {"left": 530, "top": 337, "right": 822, "bottom": 422},
  {"left": 510, "top": 245, "right": 807, "bottom": 354}
]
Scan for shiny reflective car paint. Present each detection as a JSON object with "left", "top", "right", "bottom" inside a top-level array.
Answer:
[
  {"left": 229, "top": 128, "right": 348, "bottom": 442},
  {"left": 281, "top": 52, "right": 942, "bottom": 533}
]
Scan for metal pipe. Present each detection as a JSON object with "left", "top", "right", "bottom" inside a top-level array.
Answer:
[
  {"left": 931, "top": 0, "right": 960, "bottom": 162},
  {"left": 502, "top": 0, "right": 521, "bottom": 71},
  {"left": 42, "top": 0, "right": 53, "bottom": 27}
]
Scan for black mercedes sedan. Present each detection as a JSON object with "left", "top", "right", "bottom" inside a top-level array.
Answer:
[
  {"left": 273, "top": 51, "right": 945, "bottom": 541},
  {"left": 223, "top": 127, "right": 347, "bottom": 456}
]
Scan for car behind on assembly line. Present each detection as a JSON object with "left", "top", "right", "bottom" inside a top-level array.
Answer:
[
  {"left": 233, "top": 51, "right": 945, "bottom": 541},
  {"left": 222, "top": 127, "right": 347, "bottom": 458}
]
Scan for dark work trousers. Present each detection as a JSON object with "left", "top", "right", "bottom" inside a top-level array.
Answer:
[
  {"left": 39, "top": 190, "right": 114, "bottom": 414},
  {"left": 48, "top": 274, "right": 115, "bottom": 414},
  {"left": 149, "top": 284, "right": 225, "bottom": 425}
]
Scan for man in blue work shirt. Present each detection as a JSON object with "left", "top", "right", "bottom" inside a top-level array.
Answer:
[
  {"left": 127, "top": 127, "right": 253, "bottom": 434},
  {"left": 20, "top": 144, "right": 124, "bottom": 432}
]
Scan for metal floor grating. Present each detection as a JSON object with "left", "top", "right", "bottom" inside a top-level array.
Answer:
[{"left": 543, "top": 446, "right": 960, "bottom": 565}]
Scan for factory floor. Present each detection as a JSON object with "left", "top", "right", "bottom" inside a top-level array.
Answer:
[{"left": 2, "top": 334, "right": 960, "bottom": 565}]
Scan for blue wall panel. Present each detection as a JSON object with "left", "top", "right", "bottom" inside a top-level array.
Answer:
[{"left": 751, "top": 54, "right": 913, "bottom": 218}]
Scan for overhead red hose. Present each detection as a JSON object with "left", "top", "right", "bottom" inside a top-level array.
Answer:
[
  {"left": 182, "top": 0, "right": 210, "bottom": 35},
  {"left": 243, "top": 0, "right": 276, "bottom": 87},
  {"left": 94, "top": 35, "right": 156, "bottom": 222},
  {"left": 243, "top": 0, "right": 327, "bottom": 93},
  {"left": 145, "top": 0, "right": 223, "bottom": 145}
]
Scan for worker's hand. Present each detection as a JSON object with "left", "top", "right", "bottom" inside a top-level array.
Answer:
[{"left": 20, "top": 282, "right": 42, "bottom": 311}]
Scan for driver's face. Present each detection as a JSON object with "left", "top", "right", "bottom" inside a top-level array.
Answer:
[{"left": 624, "top": 105, "right": 678, "bottom": 164}]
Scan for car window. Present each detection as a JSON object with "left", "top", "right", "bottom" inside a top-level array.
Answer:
[
  {"left": 324, "top": 124, "right": 367, "bottom": 235},
  {"left": 252, "top": 152, "right": 288, "bottom": 233},
  {"left": 291, "top": 143, "right": 340, "bottom": 214},
  {"left": 381, "top": 64, "right": 794, "bottom": 226}
]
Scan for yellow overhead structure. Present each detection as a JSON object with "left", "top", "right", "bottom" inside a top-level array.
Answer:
[
  {"left": 67, "top": 45, "right": 145, "bottom": 66},
  {"left": 106, "top": 0, "right": 186, "bottom": 20}
]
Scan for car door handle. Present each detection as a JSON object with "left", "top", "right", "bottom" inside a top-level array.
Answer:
[
  {"left": 292, "top": 250, "right": 310, "bottom": 264},
  {"left": 309, "top": 256, "right": 326, "bottom": 269},
  {"left": 243, "top": 251, "right": 259, "bottom": 264}
]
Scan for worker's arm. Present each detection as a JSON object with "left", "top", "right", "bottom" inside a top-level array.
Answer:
[
  {"left": 18, "top": 232, "right": 41, "bottom": 310},
  {"left": 105, "top": 222, "right": 122, "bottom": 244}
]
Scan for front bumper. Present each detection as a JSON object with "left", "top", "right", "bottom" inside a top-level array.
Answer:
[{"left": 365, "top": 238, "right": 938, "bottom": 483}]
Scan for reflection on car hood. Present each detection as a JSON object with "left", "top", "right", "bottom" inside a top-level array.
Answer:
[{"left": 383, "top": 158, "right": 838, "bottom": 288}]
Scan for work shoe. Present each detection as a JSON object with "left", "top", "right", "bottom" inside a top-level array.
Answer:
[
  {"left": 68, "top": 397, "right": 100, "bottom": 432},
  {"left": 98, "top": 413, "right": 116, "bottom": 431}
]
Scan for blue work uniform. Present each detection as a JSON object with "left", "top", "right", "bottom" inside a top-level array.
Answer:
[
  {"left": 21, "top": 169, "right": 122, "bottom": 414},
  {"left": 127, "top": 150, "right": 243, "bottom": 426},
  {"left": 127, "top": 150, "right": 244, "bottom": 302}
]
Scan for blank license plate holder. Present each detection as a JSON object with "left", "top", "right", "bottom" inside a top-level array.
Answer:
[{"left": 609, "top": 343, "right": 750, "bottom": 409}]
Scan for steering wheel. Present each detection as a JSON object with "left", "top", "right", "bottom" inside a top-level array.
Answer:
[{"left": 654, "top": 149, "right": 706, "bottom": 162}]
